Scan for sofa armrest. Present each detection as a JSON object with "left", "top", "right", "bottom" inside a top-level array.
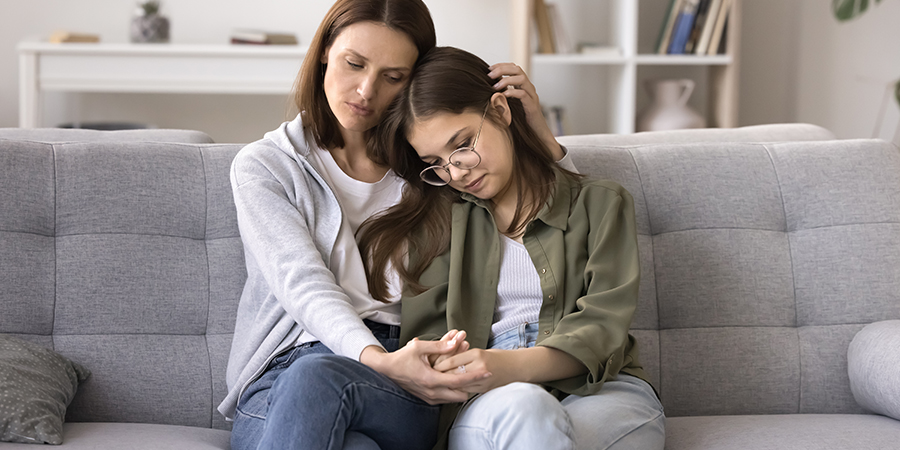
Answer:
[{"left": 848, "top": 320, "right": 900, "bottom": 421}]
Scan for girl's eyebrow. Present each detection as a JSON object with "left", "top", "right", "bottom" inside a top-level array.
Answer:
[{"left": 418, "top": 127, "right": 467, "bottom": 160}]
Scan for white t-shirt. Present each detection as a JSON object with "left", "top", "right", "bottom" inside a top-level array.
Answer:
[{"left": 304, "top": 146, "right": 404, "bottom": 336}]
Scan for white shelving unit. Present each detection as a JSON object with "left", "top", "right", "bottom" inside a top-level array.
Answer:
[{"left": 510, "top": 0, "right": 741, "bottom": 135}]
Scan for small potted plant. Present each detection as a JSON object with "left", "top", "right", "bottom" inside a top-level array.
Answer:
[{"left": 131, "top": 1, "right": 170, "bottom": 43}]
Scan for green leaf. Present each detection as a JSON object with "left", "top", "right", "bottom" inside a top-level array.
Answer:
[
  {"left": 895, "top": 79, "right": 900, "bottom": 107},
  {"left": 833, "top": 0, "right": 871, "bottom": 21}
]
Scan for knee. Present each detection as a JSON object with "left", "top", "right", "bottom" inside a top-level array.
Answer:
[
  {"left": 460, "top": 382, "right": 567, "bottom": 428},
  {"left": 271, "top": 353, "right": 354, "bottom": 396}
]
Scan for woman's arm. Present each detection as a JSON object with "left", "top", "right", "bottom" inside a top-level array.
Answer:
[{"left": 233, "top": 145, "right": 481, "bottom": 402}]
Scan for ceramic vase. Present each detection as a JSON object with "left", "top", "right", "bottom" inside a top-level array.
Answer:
[
  {"left": 636, "top": 79, "right": 706, "bottom": 132},
  {"left": 131, "top": 14, "right": 170, "bottom": 43}
]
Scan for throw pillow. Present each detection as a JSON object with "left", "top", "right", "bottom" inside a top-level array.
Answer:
[
  {"left": 0, "top": 335, "right": 90, "bottom": 445},
  {"left": 848, "top": 320, "right": 900, "bottom": 421}
]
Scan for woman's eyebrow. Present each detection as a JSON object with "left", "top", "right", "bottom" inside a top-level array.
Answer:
[{"left": 345, "top": 49, "right": 412, "bottom": 72}]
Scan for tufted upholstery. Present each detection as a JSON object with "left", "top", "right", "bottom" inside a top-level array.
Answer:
[
  {"left": 566, "top": 139, "right": 900, "bottom": 418},
  {"left": 0, "top": 141, "right": 243, "bottom": 431},
  {"left": 2, "top": 124, "right": 899, "bottom": 449}
]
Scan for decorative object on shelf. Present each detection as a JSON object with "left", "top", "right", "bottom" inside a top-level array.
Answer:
[
  {"left": 131, "top": 1, "right": 169, "bottom": 43},
  {"left": 230, "top": 29, "right": 298, "bottom": 45},
  {"left": 636, "top": 79, "right": 706, "bottom": 132}
]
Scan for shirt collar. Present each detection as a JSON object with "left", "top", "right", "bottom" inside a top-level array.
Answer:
[{"left": 458, "top": 167, "right": 573, "bottom": 232}]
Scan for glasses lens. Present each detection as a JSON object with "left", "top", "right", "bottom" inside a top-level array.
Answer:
[
  {"left": 450, "top": 148, "right": 481, "bottom": 170},
  {"left": 420, "top": 167, "right": 449, "bottom": 186}
]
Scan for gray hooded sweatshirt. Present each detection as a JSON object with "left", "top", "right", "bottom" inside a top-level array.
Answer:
[{"left": 218, "top": 115, "right": 384, "bottom": 420}]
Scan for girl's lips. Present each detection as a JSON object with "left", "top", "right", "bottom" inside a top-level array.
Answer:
[
  {"left": 347, "top": 102, "right": 372, "bottom": 116},
  {"left": 465, "top": 175, "right": 485, "bottom": 191}
]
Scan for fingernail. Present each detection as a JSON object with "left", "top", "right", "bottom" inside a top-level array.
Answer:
[
  {"left": 493, "top": 82, "right": 501, "bottom": 88},
  {"left": 483, "top": 373, "right": 492, "bottom": 378}
]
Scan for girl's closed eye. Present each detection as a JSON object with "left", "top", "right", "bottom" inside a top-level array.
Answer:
[{"left": 347, "top": 60, "right": 363, "bottom": 69}]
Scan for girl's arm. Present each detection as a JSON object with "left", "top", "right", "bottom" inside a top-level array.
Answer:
[{"left": 432, "top": 346, "right": 585, "bottom": 393}]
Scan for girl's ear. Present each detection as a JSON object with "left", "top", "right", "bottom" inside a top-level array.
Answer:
[{"left": 490, "top": 92, "right": 512, "bottom": 126}]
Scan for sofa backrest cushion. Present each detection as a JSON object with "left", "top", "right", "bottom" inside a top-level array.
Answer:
[
  {"left": 0, "top": 141, "right": 243, "bottom": 430},
  {"left": 0, "top": 128, "right": 215, "bottom": 144},
  {"left": 568, "top": 138, "right": 900, "bottom": 417}
]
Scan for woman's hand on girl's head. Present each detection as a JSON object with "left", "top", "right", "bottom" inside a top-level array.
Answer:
[
  {"left": 488, "top": 63, "right": 564, "bottom": 161},
  {"left": 359, "top": 337, "right": 489, "bottom": 405}
]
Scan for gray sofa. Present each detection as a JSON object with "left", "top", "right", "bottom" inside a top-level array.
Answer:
[{"left": 1, "top": 123, "right": 899, "bottom": 449}]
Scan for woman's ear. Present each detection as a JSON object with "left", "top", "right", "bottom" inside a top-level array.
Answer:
[{"left": 490, "top": 92, "right": 512, "bottom": 126}]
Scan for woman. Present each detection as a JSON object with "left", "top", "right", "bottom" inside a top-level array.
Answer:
[
  {"left": 361, "top": 46, "right": 666, "bottom": 450},
  {"left": 220, "top": 1, "right": 568, "bottom": 449}
]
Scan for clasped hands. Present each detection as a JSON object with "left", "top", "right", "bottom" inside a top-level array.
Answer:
[{"left": 361, "top": 329, "right": 511, "bottom": 405}]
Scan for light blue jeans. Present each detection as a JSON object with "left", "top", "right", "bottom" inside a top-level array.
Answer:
[
  {"left": 448, "top": 323, "right": 665, "bottom": 450},
  {"left": 231, "top": 320, "right": 440, "bottom": 450}
]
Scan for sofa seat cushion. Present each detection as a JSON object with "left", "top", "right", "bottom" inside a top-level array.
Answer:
[
  {"left": 665, "top": 414, "right": 900, "bottom": 450},
  {"left": 0, "top": 423, "right": 230, "bottom": 449}
]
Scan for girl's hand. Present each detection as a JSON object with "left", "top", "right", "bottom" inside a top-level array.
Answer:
[
  {"left": 489, "top": 63, "right": 564, "bottom": 161},
  {"left": 359, "top": 337, "right": 486, "bottom": 405},
  {"left": 432, "top": 348, "right": 515, "bottom": 394}
]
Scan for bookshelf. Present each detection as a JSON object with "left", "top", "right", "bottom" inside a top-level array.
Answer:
[{"left": 509, "top": 0, "right": 741, "bottom": 135}]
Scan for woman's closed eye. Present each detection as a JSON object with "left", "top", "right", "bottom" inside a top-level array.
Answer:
[{"left": 346, "top": 60, "right": 363, "bottom": 69}]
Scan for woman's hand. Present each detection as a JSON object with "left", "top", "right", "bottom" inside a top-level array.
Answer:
[
  {"left": 359, "top": 335, "right": 489, "bottom": 405},
  {"left": 430, "top": 329, "right": 470, "bottom": 367},
  {"left": 489, "top": 63, "right": 564, "bottom": 161}
]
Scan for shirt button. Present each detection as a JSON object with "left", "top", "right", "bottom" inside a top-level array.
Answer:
[
  {"left": 544, "top": 330, "right": 551, "bottom": 335},
  {"left": 541, "top": 268, "right": 547, "bottom": 274},
  {"left": 548, "top": 294, "right": 554, "bottom": 300}
]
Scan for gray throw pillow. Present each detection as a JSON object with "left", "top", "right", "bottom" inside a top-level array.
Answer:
[{"left": 0, "top": 335, "right": 90, "bottom": 445}]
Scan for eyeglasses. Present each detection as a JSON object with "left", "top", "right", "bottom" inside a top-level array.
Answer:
[{"left": 419, "top": 105, "right": 487, "bottom": 186}]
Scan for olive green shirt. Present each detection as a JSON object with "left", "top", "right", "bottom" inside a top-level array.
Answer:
[{"left": 400, "top": 171, "right": 649, "bottom": 447}]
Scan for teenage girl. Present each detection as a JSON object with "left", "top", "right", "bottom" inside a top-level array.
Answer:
[{"left": 361, "top": 46, "right": 666, "bottom": 450}]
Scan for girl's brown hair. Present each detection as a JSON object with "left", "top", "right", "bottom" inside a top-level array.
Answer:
[
  {"left": 294, "top": 0, "right": 435, "bottom": 152},
  {"left": 360, "top": 46, "right": 567, "bottom": 300}
]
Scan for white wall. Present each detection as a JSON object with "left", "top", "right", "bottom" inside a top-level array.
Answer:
[
  {"left": 2, "top": 0, "right": 899, "bottom": 142},
  {"left": 0, "top": 0, "right": 511, "bottom": 143}
]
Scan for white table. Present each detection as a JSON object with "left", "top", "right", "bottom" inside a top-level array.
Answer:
[{"left": 18, "top": 42, "right": 308, "bottom": 128}]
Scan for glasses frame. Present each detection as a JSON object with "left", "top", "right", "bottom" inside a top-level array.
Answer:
[{"left": 419, "top": 104, "right": 489, "bottom": 186}]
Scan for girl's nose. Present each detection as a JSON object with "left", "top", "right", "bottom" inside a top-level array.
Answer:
[{"left": 447, "top": 164, "right": 470, "bottom": 181}]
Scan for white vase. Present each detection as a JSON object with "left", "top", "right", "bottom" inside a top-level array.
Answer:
[{"left": 636, "top": 79, "right": 706, "bottom": 132}]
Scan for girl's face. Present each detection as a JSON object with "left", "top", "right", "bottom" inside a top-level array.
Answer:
[
  {"left": 407, "top": 96, "right": 517, "bottom": 205},
  {"left": 322, "top": 21, "right": 418, "bottom": 136}
]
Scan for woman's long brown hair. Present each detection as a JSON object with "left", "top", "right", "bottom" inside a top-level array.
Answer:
[
  {"left": 359, "top": 47, "right": 567, "bottom": 301},
  {"left": 294, "top": 0, "right": 435, "bottom": 155}
]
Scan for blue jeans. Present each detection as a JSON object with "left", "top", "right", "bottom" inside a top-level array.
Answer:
[
  {"left": 448, "top": 323, "right": 666, "bottom": 450},
  {"left": 231, "top": 320, "right": 440, "bottom": 450}
]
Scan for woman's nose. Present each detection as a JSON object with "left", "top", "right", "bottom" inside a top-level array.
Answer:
[{"left": 357, "top": 75, "right": 376, "bottom": 100}]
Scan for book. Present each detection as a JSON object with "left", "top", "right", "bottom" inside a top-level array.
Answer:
[
  {"left": 546, "top": 2, "right": 572, "bottom": 54},
  {"left": 694, "top": 0, "right": 723, "bottom": 54},
  {"left": 706, "top": 0, "right": 731, "bottom": 55},
  {"left": 685, "top": 0, "right": 711, "bottom": 54},
  {"left": 533, "top": 0, "right": 556, "bottom": 53},
  {"left": 230, "top": 29, "right": 298, "bottom": 45},
  {"left": 49, "top": 31, "right": 100, "bottom": 43},
  {"left": 656, "top": 0, "right": 683, "bottom": 54},
  {"left": 667, "top": 0, "right": 700, "bottom": 54}
]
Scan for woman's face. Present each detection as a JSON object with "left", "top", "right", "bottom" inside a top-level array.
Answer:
[
  {"left": 407, "top": 103, "right": 517, "bottom": 204},
  {"left": 322, "top": 21, "right": 418, "bottom": 136}
]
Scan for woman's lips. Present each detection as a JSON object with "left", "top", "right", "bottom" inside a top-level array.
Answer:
[{"left": 347, "top": 102, "right": 372, "bottom": 116}]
